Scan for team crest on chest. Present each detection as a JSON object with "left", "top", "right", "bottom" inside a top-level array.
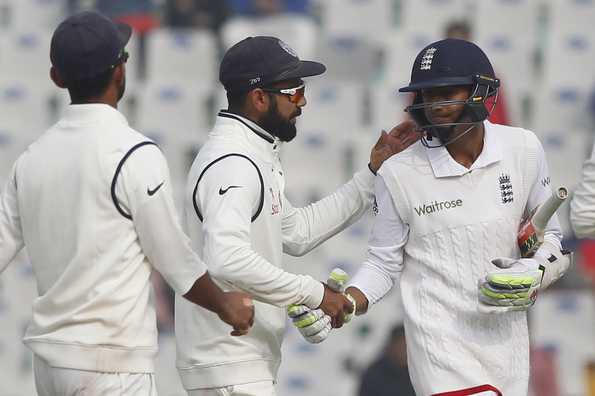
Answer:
[{"left": 499, "top": 173, "right": 513, "bottom": 204}]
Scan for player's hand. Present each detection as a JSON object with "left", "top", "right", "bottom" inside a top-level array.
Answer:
[
  {"left": 369, "top": 120, "right": 421, "bottom": 173},
  {"left": 478, "top": 257, "right": 543, "bottom": 313},
  {"left": 218, "top": 291, "right": 255, "bottom": 336},
  {"left": 287, "top": 305, "right": 331, "bottom": 344},
  {"left": 318, "top": 285, "right": 354, "bottom": 328}
]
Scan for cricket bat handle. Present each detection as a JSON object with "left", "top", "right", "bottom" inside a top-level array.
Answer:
[{"left": 518, "top": 186, "right": 568, "bottom": 258}]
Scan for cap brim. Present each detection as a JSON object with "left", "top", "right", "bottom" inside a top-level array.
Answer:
[
  {"left": 116, "top": 22, "right": 132, "bottom": 48},
  {"left": 274, "top": 60, "right": 326, "bottom": 82},
  {"left": 398, "top": 76, "right": 474, "bottom": 92}
]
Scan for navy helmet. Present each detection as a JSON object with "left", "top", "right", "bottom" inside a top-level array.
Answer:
[{"left": 399, "top": 39, "right": 500, "bottom": 146}]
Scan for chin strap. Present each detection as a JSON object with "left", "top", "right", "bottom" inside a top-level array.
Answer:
[{"left": 421, "top": 123, "right": 477, "bottom": 149}]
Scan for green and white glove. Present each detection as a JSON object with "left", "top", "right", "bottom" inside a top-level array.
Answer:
[
  {"left": 478, "top": 257, "right": 543, "bottom": 313},
  {"left": 287, "top": 268, "right": 355, "bottom": 343},
  {"left": 287, "top": 305, "right": 331, "bottom": 344}
]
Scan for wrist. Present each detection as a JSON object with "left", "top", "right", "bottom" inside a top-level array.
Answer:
[
  {"left": 305, "top": 280, "right": 325, "bottom": 309},
  {"left": 346, "top": 286, "right": 368, "bottom": 315}
]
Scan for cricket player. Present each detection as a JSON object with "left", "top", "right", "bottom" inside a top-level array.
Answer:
[
  {"left": 570, "top": 143, "right": 595, "bottom": 238},
  {"left": 299, "top": 39, "right": 571, "bottom": 395},
  {"left": 175, "top": 36, "right": 420, "bottom": 396},
  {"left": 0, "top": 12, "right": 254, "bottom": 396}
]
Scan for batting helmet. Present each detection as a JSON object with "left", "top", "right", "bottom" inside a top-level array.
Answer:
[{"left": 399, "top": 38, "right": 500, "bottom": 147}]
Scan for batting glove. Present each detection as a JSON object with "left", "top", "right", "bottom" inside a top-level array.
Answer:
[
  {"left": 287, "top": 268, "right": 356, "bottom": 343},
  {"left": 287, "top": 305, "right": 331, "bottom": 344},
  {"left": 478, "top": 257, "right": 543, "bottom": 314}
]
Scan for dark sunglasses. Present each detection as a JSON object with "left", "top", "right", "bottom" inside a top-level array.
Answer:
[
  {"left": 262, "top": 83, "right": 305, "bottom": 104},
  {"left": 110, "top": 50, "right": 129, "bottom": 69}
]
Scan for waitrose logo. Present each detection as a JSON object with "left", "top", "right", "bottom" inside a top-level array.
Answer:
[{"left": 414, "top": 199, "right": 463, "bottom": 216}]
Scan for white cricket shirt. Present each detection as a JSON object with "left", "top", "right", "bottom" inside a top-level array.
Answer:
[
  {"left": 0, "top": 104, "right": 206, "bottom": 373},
  {"left": 176, "top": 110, "right": 375, "bottom": 389},
  {"left": 350, "top": 121, "right": 563, "bottom": 395}
]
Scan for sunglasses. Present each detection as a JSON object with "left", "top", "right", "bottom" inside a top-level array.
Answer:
[
  {"left": 262, "top": 83, "right": 305, "bottom": 104},
  {"left": 110, "top": 50, "right": 129, "bottom": 69}
]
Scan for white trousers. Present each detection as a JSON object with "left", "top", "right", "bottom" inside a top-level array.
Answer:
[
  {"left": 34, "top": 355, "right": 158, "bottom": 396},
  {"left": 187, "top": 381, "right": 276, "bottom": 396}
]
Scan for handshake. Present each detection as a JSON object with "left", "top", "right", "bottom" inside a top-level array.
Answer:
[{"left": 287, "top": 268, "right": 356, "bottom": 343}]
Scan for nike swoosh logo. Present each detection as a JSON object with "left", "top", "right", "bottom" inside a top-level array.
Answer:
[
  {"left": 219, "top": 185, "right": 242, "bottom": 195},
  {"left": 147, "top": 182, "right": 164, "bottom": 196}
]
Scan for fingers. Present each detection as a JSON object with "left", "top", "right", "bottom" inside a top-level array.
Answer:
[
  {"left": 223, "top": 292, "right": 254, "bottom": 336},
  {"left": 373, "top": 130, "right": 389, "bottom": 149},
  {"left": 287, "top": 304, "right": 309, "bottom": 318},
  {"left": 230, "top": 328, "right": 250, "bottom": 336},
  {"left": 242, "top": 296, "right": 254, "bottom": 307},
  {"left": 387, "top": 120, "right": 418, "bottom": 139},
  {"left": 490, "top": 257, "right": 517, "bottom": 269}
]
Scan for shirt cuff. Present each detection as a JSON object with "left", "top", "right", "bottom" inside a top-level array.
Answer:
[
  {"left": 302, "top": 278, "right": 325, "bottom": 309},
  {"left": 354, "top": 166, "right": 376, "bottom": 193},
  {"left": 348, "top": 265, "right": 395, "bottom": 307}
]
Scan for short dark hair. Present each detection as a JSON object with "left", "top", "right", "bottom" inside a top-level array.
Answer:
[
  {"left": 226, "top": 89, "right": 249, "bottom": 110},
  {"left": 66, "top": 68, "right": 115, "bottom": 103}
]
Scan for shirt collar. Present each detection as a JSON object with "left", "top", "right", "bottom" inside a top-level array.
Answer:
[
  {"left": 60, "top": 103, "right": 129, "bottom": 126},
  {"left": 218, "top": 110, "right": 276, "bottom": 144},
  {"left": 427, "top": 120, "right": 502, "bottom": 178},
  {"left": 215, "top": 110, "right": 281, "bottom": 160}
]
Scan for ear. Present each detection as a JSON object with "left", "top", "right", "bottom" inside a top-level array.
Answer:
[
  {"left": 250, "top": 88, "right": 271, "bottom": 113},
  {"left": 113, "top": 63, "right": 125, "bottom": 85},
  {"left": 50, "top": 67, "right": 67, "bottom": 88}
]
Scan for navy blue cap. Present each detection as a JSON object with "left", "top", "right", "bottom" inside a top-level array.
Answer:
[
  {"left": 220, "top": 36, "right": 326, "bottom": 93},
  {"left": 50, "top": 11, "right": 132, "bottom": 82},
  {"left": 399, "top": 38, "right": 495, "bottom": 92}
]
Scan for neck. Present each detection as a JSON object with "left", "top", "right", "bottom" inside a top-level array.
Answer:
[
  {"left": 227, "top": 107, "right": 269, "bottom": 132},
  {"left": 445, "top": 123, "right": 484, "bottom": 168},
  {"left": 72, "top": 97, "right": 118, "bottom": 108},
  {"left": 227, "top": 107, "right": 254, "bottom": 122}
]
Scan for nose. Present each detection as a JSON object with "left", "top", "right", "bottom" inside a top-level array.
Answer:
[{"left": 298, "top": 94, "right": 307, "bottom": 107}]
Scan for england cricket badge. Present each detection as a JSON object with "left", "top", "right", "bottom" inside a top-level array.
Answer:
[{"left": 499, "top": 173, "right": 513, "bottom": 204}]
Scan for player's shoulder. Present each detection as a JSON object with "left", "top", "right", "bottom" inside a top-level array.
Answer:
[
  {"left": 379, "top": 140, "right": 427, "bottom": 173},
  {"left": 190, "top": 138, "right": 261, "bottom": 181},
  {"left": 488, "top": 121, "right": 541, "bottom": 150}
]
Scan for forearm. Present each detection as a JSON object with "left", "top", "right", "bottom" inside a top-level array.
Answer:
[
  {"left": 208, "top": 241, "right": 324, "bottom": 308},
  {"left": 134, "top": 192, "right": 207, "bottom": 294},
  {"left": 0, "top": 220, "right": 23, "bottom": 274},
  {"left": 183, "top": 271, "right": 227, "bottom": 313},
  {"left": 349, "top": 259, "right": 397, "bottom": 307},
  {"left": 282, "top": 168, "right": 375, "bottom": 256},
  {"left": 534, "top": 240, "right": 571, "bottom": 290},
  {"left": 0, "top": 169, "right": 24, "bottom": 274}
]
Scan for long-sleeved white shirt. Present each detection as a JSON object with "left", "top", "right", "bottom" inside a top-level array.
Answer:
[
  {"left": 0, "top": 104, "right": 206, "bottom": 373},
  {"left": 351, "top": 122, "right": 563, "bottom": 305},
  {"left": 571, "top": 143, "right": 595, "bottom": 237},
  {"left": 176, "top": 110, "right": 375, "bottom": 389},
  {"left": 350, "top": 121, "right": 563, "bottom": 394}
]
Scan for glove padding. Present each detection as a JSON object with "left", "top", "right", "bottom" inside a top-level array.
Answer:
[
  {"left": 287, "top": 305, "right": 331, "bottom": 344},
  {"left": 478, "top": 257, "right": 543, "bottom": 313},
  {"left": 287, "top": 268, "right": 355, "bottom": 344}
]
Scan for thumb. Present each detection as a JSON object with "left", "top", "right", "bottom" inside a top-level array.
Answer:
[{"left": 491, "top": 257, "right": 517, "bottom": 269}]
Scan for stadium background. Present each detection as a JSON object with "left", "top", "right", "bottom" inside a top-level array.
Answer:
[{"left": 0, "top": 0, "right": 595, "bottom": 394}]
